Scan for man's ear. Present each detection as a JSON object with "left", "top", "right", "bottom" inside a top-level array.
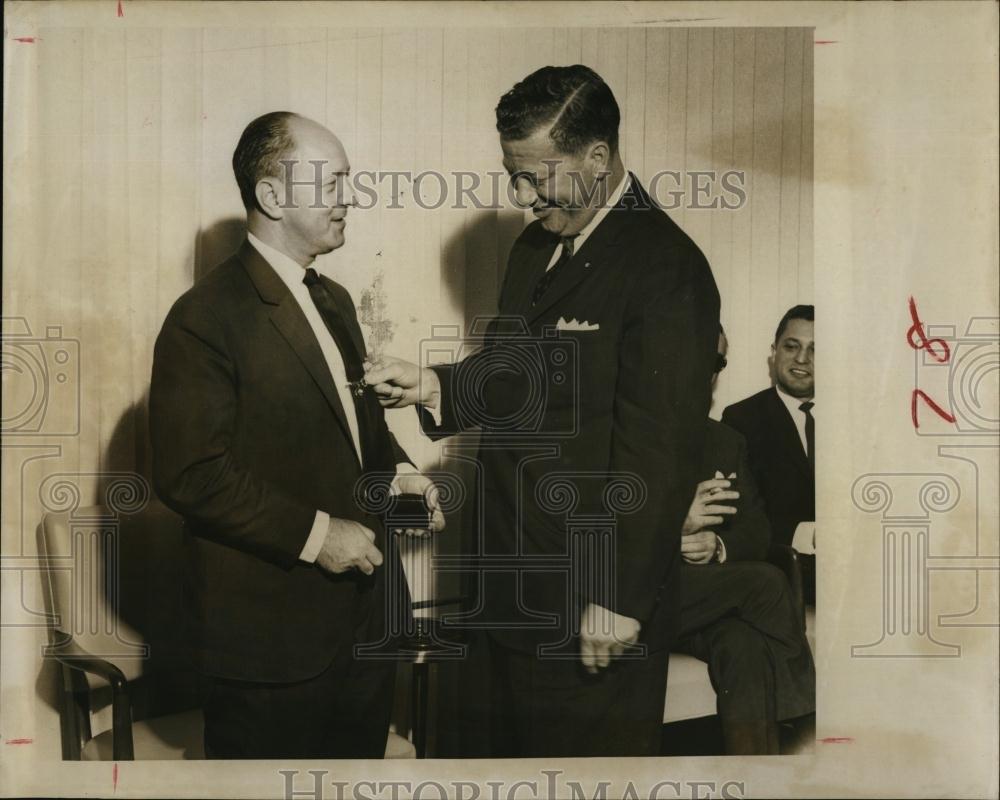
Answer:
[
  {"left": 254, "top": 177, "right": 285, "bottom": 221},
  {"left": 585, "top": 141, "right": 611, "bottom": 174}
]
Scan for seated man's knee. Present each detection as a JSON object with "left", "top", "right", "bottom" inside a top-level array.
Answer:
[
  {"left": 742, "top": 562, "right": 790, "bottom": 605},
  {"left": 712, "top": 620, "right": 770, "bottom": 675}
]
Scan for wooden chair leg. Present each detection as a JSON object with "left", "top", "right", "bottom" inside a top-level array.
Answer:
[{"left": 59, "top": 663, "right": 84, "bottom": 760}]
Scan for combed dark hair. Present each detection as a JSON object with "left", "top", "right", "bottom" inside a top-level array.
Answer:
[
  {"left": 495, "top": 65, "right": 620, "bottom": 155},
  {"left": 232, "top": 111, "right": 299, "bottom": 210},
  {"left": 774, "top": 304, "right": 815, "bottom": 342}
]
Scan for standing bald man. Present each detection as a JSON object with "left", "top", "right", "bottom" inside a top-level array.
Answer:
[{"left": 150, "top": 112, "right": 443, "bottom": 759}]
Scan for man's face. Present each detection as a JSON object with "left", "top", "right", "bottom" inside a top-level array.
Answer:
[
  {"left": 276, "top": 118, "right": 354, "bottom": 260},
  {"left": 501, "top": 128, "right": 607, "bottom": 237},
  {"left": 772, "top": 318, "right": 814, "bottom": 398}
]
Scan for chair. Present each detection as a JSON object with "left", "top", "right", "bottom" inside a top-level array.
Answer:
[
  {"left": 39, "top": 487, "right": 206, "bottom": 760},
  {"left": 663, "top": 543, "right": 808, "bottom": 724},
  {"left": 39, "top": 485, "right": 414, "bottom": 760}
]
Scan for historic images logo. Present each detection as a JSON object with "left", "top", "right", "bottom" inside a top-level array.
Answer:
[{"left": 1, "top": 317, "right": 80, "bottom": 437}]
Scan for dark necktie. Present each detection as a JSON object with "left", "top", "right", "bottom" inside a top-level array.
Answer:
[
  {"left": 532, "top": 235, "right": 579, "bottom": 305},
  {"left": 799, "top": 400, "right": 815, "bottom": 472},
  {"left": 303, "top": 268, "right": 391, "bottom": 472}
]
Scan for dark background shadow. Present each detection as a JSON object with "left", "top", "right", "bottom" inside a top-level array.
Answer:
[
  {"left": 194, "top": 217, "right": 246, "bottom": 284},
  {"left": 439, "top": 208, "right": 523, "bottom": 325},
  {"left": 428, "top": 209, "right": 524, "bottom": 758}
]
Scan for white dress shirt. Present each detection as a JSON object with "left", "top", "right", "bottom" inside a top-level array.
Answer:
[
  {"left": 247, "top": 233, "right": 409, "bottom": 564},
  {"left": 775, "top": 385, "right": 814, "bottom": 456},
  {"left": 545, "top": 170, "right": 631, "bottom": 270}
]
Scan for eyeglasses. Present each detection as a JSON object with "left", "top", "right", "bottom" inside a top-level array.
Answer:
[{"left": 714, "top": 354, "right": 728, "bottom": 373}]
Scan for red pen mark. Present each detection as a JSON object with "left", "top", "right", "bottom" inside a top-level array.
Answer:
[
  {"left": 912, "top": 389, "right": 956, "bottom": 429},
  {"left": 814, "top": 40, "right": 839, "bottom": 45},
  {"left": 117, "top": 0, "right": 124, "bottom": 17},
  {"left": 906, "top": 297, "right": 950, "bottom": 362},
  {"left": 13, "top": 37, "right": 39, "bottom": 43},
  {"left": 819, "top": 736, "right": 854, "bottom": 744},
  {"left": 906, "top": 297, "right": 956, "bottom": 429},
  {"left": 5, "top": 738, "right": 33, "bottom": 745},
  {"left": 113, "top": 763, "right": 119, "bottom": 790}
]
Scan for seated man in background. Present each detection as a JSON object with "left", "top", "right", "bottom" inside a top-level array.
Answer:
[
  {"left": 722, "top": 305, "right": 816, "bottom": 604},
  {"left": 673, "top": 327, "right": 815, "bottom": 755}
]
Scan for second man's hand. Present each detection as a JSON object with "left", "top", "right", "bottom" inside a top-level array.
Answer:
[
  {"left": 579, "top": 603, "right": 641, "bottom": 675},
  {"left": 363, "top": 356, "right": 440, "bottom": 409}
]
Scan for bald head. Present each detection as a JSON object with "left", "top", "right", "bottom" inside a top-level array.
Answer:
[
  {"left": 233, "top": 113, "right": 346, "bottom": 209},
  {"left": 234, "top": 112, "right": 354, "bottom": 265},
  {"left": 283, "top": 115, "right": 348, "bottom": 178}
]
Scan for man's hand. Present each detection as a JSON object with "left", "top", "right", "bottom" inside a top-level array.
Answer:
[
  {"left": 681, "top": 530, "right": 719, "bottom": 564},
  {"left": 682, "top": 473, "right": 739, "bottom": 536},
  {"left": 390, "top": 472, "right": 446, "bottom": 537},
  {"left": 315, "top": 517, "right": 383, "bottom": 575},
  {"left": 579, "top": 603, "right": 641, "bottom": 674},
  {"left": 363, "top": 356, "right": 440, "bottom": 409}
]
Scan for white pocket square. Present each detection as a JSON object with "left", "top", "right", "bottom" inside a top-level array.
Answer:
[{"left": 556, "top": 317, "right": 600, "bottom": 332}]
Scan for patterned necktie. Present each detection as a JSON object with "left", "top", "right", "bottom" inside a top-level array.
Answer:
[
  {"left": 303, "top": 268, "right": 391, "bottom": 472},
  {"left": 532, "top": 235, "right": 579, "bottom": 305},
  {"left": 799, "top": 400, "right": 815, "bottom": 472}
]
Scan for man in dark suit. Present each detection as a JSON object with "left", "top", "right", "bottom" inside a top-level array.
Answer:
[
  {"left": 722, "top": 305, "right": 815, "bottom": 603},
  {"left": 365, "top": 66, "right": 720, "bottom": 756},
  {"left": 149, "top": 112, "right": 442, "bottom": 759},
  {"left": 675, "top": 329, "right": 815, "bottom": 755}
]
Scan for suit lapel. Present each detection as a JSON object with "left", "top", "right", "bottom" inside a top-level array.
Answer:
[
  {"left": 525, "top": 242, "right": 597, "bottom": 324},
  {"left": 767, "top": 388, "right": 811, "bottom": 478},
  {"left": 524, "top": 174, "right": 649, "bottom": 324},
  {"left": 506, "top": 237, "right": 558, "bottom": 316},
  {"left": 238, "top": 241, "right": 358, "bottom": 461}
]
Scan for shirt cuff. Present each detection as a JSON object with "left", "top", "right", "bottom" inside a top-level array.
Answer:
[
  {"left": 299, "top": 509, "right": 331, "bottom": 564},
  {"left": 791, "top": 521, "right": 817, "bottom": 554},
  {"left": 716, "top": 536, "right": 728, "bottom": 564}
]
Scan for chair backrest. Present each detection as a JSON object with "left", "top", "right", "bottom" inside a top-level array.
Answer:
[{"left": 40, "top": 504, "right": 190, "bottom": 684}]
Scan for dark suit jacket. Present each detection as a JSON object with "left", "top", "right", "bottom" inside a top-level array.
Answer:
[
  {"left": 424, "top": 176, "right": 720, "bottom": 654},
  {"left": 721, "top": 387, "right": 814, "bottom": 548},
  {"left": 699, "top": 420, "right": 771, "bottom": 563},
  {"left": 150, "top": 240, "right": 408, "bottom": 683}
]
